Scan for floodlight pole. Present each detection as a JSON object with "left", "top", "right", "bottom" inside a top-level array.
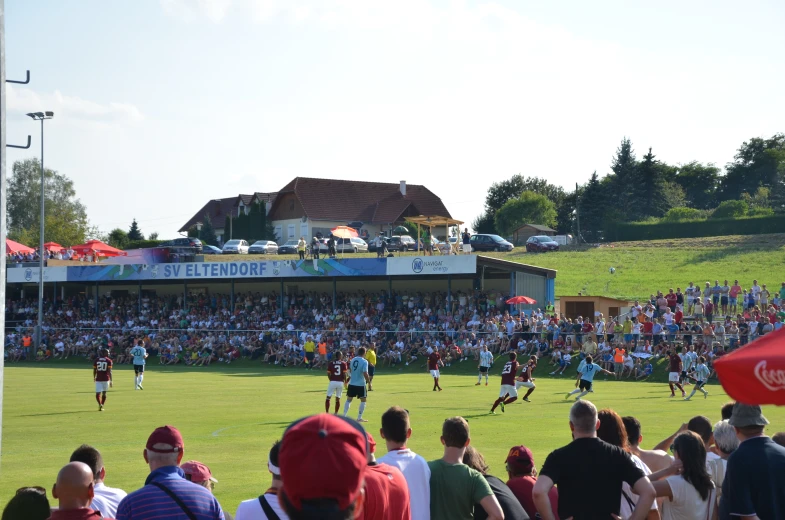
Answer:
[{"left": 0, "top": 0, "right": 8, "bottom": 463}]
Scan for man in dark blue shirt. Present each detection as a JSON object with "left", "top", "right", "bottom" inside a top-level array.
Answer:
[
  {"left": 116, "top": 426, "right": 224, "bottom": 520},
  {"left": 721, "top": 404, "right": 785, "bottom": 520}
]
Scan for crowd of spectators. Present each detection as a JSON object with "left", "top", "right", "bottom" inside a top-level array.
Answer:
[{"left": 5, "top": 402, "right": 785, "bottom": 520}]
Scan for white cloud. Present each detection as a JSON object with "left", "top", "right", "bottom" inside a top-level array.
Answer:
[
  {"left": 6, "top": 85, "right": 144, "bottom": 124},
  {"left": 160, "top": 0, "right": 233, "bottom": 22}
]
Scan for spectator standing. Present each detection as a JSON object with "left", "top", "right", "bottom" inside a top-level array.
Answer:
[
  {"left": 462, "top": 228, "right": 472, "bottom": 254},
  {"left": 116, "top": 426, "right": 224, "bottom": 520},
  {"left": 364, "top": 433, "right": 411, "bottom": 520},
  {"left": 235, "top": 441, "right": 288, "bottom": 520},
  {"left": 532, "top": 400, "right": 655, "bottom": 520},
  {"left": 278, "top": 414, "right": 367, "bottom": 520},
  {"left": 505, "top": 445, "right": 559, "bottom": 520},
  {"left": 428, "top": 417, "right": 503, "bottom": 520},
  {"left": 69, "top": 444, "right": 127, "bottom": 518},
  {"left": 48, "top": 462, "right": 113, "bottom": 520},
  {"left": 622, "top": 416, "right": 673, "bottom": 474},
  {"left": 709, "top": 420, "right": 739, "bottom": 508},
  {"left": 650, "top": 431, "right": 716, "bottom": 520},
  {"left": 377, "top": 406, "right": 431, "bottom": 520},
  {"left": 3, "top": 487, "right": 51, "bottom": 520},
  {"left": 296, "top": 237, "right": 306, "bottom": 260},
  {"left": 462, "top": 446, "right": 529, "bottom": 520},
  {"left": 180, "top": 462, "right": 231, "bottom": 520},
  {"left": 720, "top": 404, "right": 785, "bottom": 520}
]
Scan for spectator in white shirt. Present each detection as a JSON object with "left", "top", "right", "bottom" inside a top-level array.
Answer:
[
  {"left": 236, "top": 441, "right": 288, "bottom": 520},
  {"left": 69, "top": 444, "right": 127, "bottom": 519},
  {"left": 377, "top": 406, "right": 430, "bottom": 520}
]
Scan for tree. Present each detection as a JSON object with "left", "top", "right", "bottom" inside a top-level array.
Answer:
[
  {"left": 494, "top": 191, "right": 556, "bottom": 236},
  {"left": 609, "top": 137, "right": 638, "bottom": 219},
  {"left": 148, "top": 232, "right": 159, "bottom": 240},
  {"left": 224, "top": 215, "right": 232, "bottom": 242},
  {"left": 107, "top": 228, "right": 129, "bottom": 249},
  {"left": 471, "top": 210, "right": 496, "bottom": 234},
  {"left": 127, "top": 219, "right": 144, "bottom": 241},
  {"left": 7, "top": 158, "right": 91, "bottom": 246},
  {"left": 719, "top": 134, "right": 785, "bottom": 200},
  {"left": 633, "top": 148, "right": 682, "bottom": 220},
  {"left": 577, "top": 172, "right": 606, "bottom": 242},
  {"left": 200, "top": 214, "right": 218, "bottom": 245},
  {"left": 673, "top": 162, "right": 720, "bottom": 209},
  {"left": 711, "top": 200, "right": 747, "bottom": 219},
  {"left": 485, "top": 175, "right": 527, "bottom": 214},
  {"left": 555, "top": 191, "right": 576, "bottom": 235}
]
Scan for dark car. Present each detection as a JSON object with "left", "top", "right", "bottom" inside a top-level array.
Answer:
[
  {"left": 202, "top": 245, "right": 222, "bottom": 255},
  {"left": 388, "top": 235, "right": 417, "bottom": 252},
  {"left": 368, "top": 237, "right": 391, "bottom": 253},
  {"left": 161, "top": 237, "right": 203, "bottom": 254},
  {"left": 526, "top": 235, "right": 560, "bottom": 252},
  {"left": 469, "top": 234, "right": 514, "bottom": 252},
  {"left": 278, "top": 240, "right": 300, "bottom": 255}
]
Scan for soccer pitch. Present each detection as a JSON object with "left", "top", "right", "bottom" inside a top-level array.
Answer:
[{"left": 2, "top": 362, "right": 784, "bottom": 513}]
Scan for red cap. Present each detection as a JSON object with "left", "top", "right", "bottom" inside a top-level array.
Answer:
[
  {"left": 181, "top": 461, "right": 217, "bottom": 483},
  {"left": 505, "top": 445, "right": 534, "bottom": 475},
  {"left": 366, "top": 432, "right": 377, "bottom": 454},
  {"left": 146, "top": 426, "right": 184, "bottom": 454},
  {"left": 280, "top": 414, "right": 367, "bottom": 511}
]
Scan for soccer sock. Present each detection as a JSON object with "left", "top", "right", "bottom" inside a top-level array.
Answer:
[
  {"left": 503, "top": 396, "right": 517, "bottom": 405},
  {"left": 435, "top": 378, "right": 441, "bottom": 389},
  {"left": 568, "top": 389, "right": 580, "bottom": 396},
  {"left": 358, "top": 402, "right": 366, "bottom": 420},
  {"left": 577, "top": 390, "right": 590, "bottom": 399},
  {"left": 343, "top": 400, "right": 351, "bottom": 417},
  {"left": 325, "top": 398, "right": 330, "bottom": 413},
  {"left": 687, "top": 388, "right": 697, "bottom": 399},
  {"left": 523, "top": 388, "right": 535, "bottom": 399},
  {"left": 95, "top": 393, "right": 101, "bottom": 405},
  {"left": 491, "top": 398, "right": 502, "bottom": 411},
  {"left": 669, "top": 383, "right": 675, "bottom": 395},
  {"left": 675, "top": 383, "right": 685, "bottom": 393},
  {"left": 700, "top": 386, "right": 708, "bottom": 396},
  {"left": 140, "top": 374, "right": 144, "bottom": 385},
  {"left": 478, "top": 374, "right": 482, "bottom": 383},
  {"left": 485, "top": 375, "right": 489, "bottom": 383},
  {"left": 102, "top": 392, "right": 107, "bottom": 405},
  {"left": 134, "top": 376, "right": 139, "bottom": 387},
  {"left": 335, "top": 398, "right": 341, "bottom": 414}
]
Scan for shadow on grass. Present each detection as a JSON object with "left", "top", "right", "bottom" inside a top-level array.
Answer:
[
  {"left": 676, "top": 234, "right": 785, "bottom": 267},
  {"left": 18, "top": 410, "right": 83, "bottom": 417}
]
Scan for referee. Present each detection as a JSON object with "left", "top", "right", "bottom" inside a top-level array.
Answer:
[
  {"left": 303, "top": 336, "right": 316, "bottom": 370},
  {"left": 365, "top": 343, "right": 377, "bottom": 389}
]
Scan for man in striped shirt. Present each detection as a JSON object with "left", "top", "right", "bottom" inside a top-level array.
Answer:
[{"left": 116, "top": 425, "right": 224, "bottom": 520}]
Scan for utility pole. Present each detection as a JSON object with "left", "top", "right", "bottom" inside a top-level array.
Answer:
[{"left": 575, "top": 182, "right": 581, "bottom": 244}]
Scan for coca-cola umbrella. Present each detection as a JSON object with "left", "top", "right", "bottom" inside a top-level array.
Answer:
[{"left": 714, "top": 326, "right": 785, "bottom": 405}]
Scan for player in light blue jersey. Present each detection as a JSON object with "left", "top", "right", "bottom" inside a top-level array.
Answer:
[
  {"left": 129, "top": 339, "right": 148, "bottom": 390},
  {"left": 343, "top": 346, "right": 372, "bottom": 422},
  {"left": 565, "top": 355, "right": 613, "bottom": 401},
  {"left": 476, "top": 345, "right": 494, "bottom": 386},
  {"left": 684, "top": 356, "right": 710, "bottom": 400}
]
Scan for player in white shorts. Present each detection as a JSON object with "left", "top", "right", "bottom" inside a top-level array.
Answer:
[{"left": 325, "top": 351, "right": 349, "bottom": 414}]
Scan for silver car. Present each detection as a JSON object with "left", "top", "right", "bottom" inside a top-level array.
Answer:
[
  {"left": 248, "top": 240, "right": 279, "bottom": 255},
  {"left": 335, "top": 237, "right": 368, "bottom": 253},
  {"left": 222, "top": 239, "right": 249, "bottom": 254}
]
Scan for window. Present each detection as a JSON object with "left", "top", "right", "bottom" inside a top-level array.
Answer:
[
  {"left": 274, "top": 225, "right": 282, "bottom": 241},
  {"left": 288, "top": 224, "right": 295, "bottom": 239}
]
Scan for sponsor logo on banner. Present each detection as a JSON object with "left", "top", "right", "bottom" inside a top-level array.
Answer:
[
  {"left": 386, "top": 255, "right": 477, "bottom": 276},
  {"left": 24, "top": 268, "right": 33, "bottom": 281},
  {"left": 754, "top": 360, "right": 785, "bottom": 391},
  {"left": 412, "top": 258, "right": 424, "bottom": 273}
]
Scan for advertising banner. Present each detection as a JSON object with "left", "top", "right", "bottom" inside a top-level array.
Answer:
[
  {"left": 385, "top": 255, "right": 477, "bottom": 276},
  {"left": 7, "top": 266, "right": 68, "bottom": 283}
]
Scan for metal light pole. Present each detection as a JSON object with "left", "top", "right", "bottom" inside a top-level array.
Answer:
[{"left": 26, "top": 111, "right": 54, "bottom": 348}]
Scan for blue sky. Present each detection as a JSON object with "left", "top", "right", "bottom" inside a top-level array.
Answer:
[{"left": 6, "top": 0, "right": 784, "bottom": 237}]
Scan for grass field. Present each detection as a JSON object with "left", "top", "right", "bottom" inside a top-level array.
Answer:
[
  {"left": 209, "top": 233, "right": 785, "bottom": 300},
  {"left": 2, "top": 360, "right": 784, "bottom": 513}
]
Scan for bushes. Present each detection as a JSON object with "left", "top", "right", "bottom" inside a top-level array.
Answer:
[
  {"left": 125, "top": 239, "right": 166, "bottom": 250},
  {"left": 661, "top": 207, "right": 708, "bottom": 222},
  {"left": 710, "top": 200, "right": 747, "bottom": 219},
  {"left": 607, "top": 215, "right": 785, "bottom": 241}
]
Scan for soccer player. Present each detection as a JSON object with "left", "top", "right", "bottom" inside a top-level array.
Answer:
[
  {"left": 476, "top": 345, "right": 494, "bottom": 386},
  {"left": 516, "top": 355, "right": 537, "bottom": 402},
  {"left": 343, "top": 346, "right": 372, "bottom": 422},
  {"left": 684, "top": 356, "right": 710, "bottom": 401},
  {"left": 325, "top": 351, "right": 348, "bottom": 414},
  {"left": 490, "top": 352, "right": 519, "bottom": 414},
  {"left": 130, "top": 340, "right": 148, "bottom": 390},
  {"left": 565, "top": 355, "right": 612, "bottom": 401},
  {"left": 93, "top": 348, "right": 113, "bottom": 411},
  {"left": 428, "top": 348, "right": 444, "bottom": 391},
  {"left": 666, "top": 349, "right": 686, "bottom": 398}
]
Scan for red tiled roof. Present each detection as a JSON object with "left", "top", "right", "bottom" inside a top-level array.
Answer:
[
  {"left": 179, "top": 197, "right": 237, "bottom": 232},
  {"left": 269, "top": 177, "right": 450, "bottom": 223}
]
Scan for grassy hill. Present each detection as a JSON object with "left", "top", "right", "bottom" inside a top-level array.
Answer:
[{"left": 212, "top": 234, "right": 785, "bottom": 301}]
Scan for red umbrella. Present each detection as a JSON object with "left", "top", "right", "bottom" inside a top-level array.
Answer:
[
  {"left": 506, "top": 295, "right": 537, "bottom": 305},
  {"left": 5, "top": 239, "right": 35, "bottom": 255},
  {"left": 71, "top": 240, "right": 127, "bottom": 257},
  {"left": 43, "top": 242, "right": 64, "bottom": 252},
  {"left": 714, "top": 326, "right": 785, "bottom": 405},
  {"left": 331, "top": 226, "right": 359, "bottom": 239}
]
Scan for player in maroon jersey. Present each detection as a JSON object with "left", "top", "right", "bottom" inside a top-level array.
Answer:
[
  {"left": 326, "top": 351, "right": 349, "bottom": 414},
  {"left": 428, "top": 350, "right": 444, "bottom": 391},
  {"left": 516, "top": 355, "right": 538, "bottom": 402},
  {"left": 666, "top": 349, "right": 686, "bottom": 398},
  {"left": 93, "top": 348, "right": 113, "bottom": 412},
  {"left": 490, "top": 352, "right": 519, "bottom": 414}
]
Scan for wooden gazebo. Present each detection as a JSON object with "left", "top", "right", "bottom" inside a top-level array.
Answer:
[{"left": 406, "top": 215, "right": 464, "bottom": 254}]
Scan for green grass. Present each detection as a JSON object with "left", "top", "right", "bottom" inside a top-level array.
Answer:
[{"left": 2, "top": 360, "right": 785, "bottom": 513}]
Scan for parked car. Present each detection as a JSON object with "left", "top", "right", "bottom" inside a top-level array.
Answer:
[
  {"left": 310, "top": 239, "right": 329, "bottom": 254},
  {"left": 161, "top": 237, "right": 203, "bottom": 254},
  {"left": 526, "top": 235, "right": 560, "bottom": 252},
  {"left": 248, "top": 240, "right": 279, "bottom": 255},
  {"left": 469, "top": 234, "right": 514, "bottom": 252},
  {"left": 278, "top": 240, "right": 299, "bottom": 255},
  {"left": 335, "top": 237, "right": 368, "bottom": 253},
  {"left": 202, "top": 245, "right": 222, "bottom": 255},
  {"left": 222, "top": 239, "right": 249, "bottom": 254},
  {"left": 388, "top": 235, "right": 417, "bottom": 252}
]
